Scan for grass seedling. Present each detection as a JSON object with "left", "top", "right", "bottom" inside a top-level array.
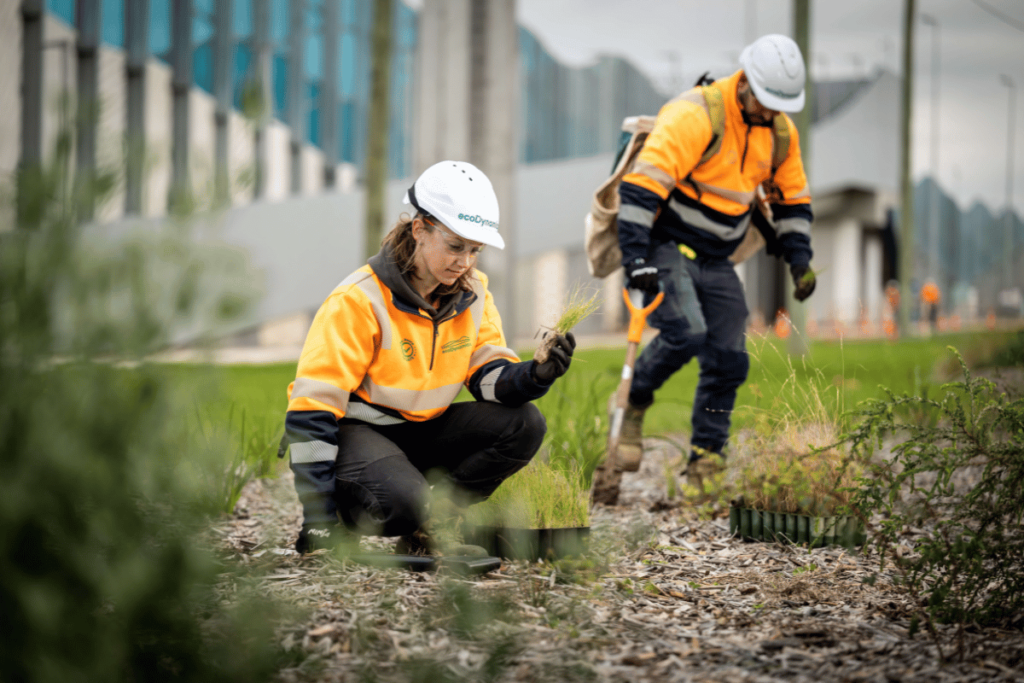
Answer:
[
  {"left": 534, "top": 284, "right": 601, "bottom": 363},
  {"left": 731, "top": 331, "right": 860, "bottom": 516},
  {"left": 465, "top": 456, "right": 590, "bottom": 529}
]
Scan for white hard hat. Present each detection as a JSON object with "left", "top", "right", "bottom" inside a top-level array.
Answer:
[
  {"left": 403, "top": 161, "right": 504, "bottom": 249},
  {"left": 739, "top": 34, "right": 806, "bottom": 113}
]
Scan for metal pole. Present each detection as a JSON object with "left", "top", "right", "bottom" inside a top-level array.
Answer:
[
  {"left": 170, "top": 0, "right": 193, "bottom": 213},
  {"left": 18, "top": 0, "right": 45, "bottom": 228},
  {"left": 921, "top": 14, "right": 939, "bottom": 284},
  {"left": 76, "top": 0, "right": 101, "bottom": 221},
  {"left": 364, "top": 0, "right": 393, "bottom": 259},
  {"left": 898, "top": 0, "right": 916, "bottom": 335},
  {"left": 322, "top": 0, "right": 339, "bottom": 188},
  {"left": 252, "top": 0, "right": 271, "bottom": 199},
  {"left": 288, "top": 0, "right": 307, "bottom": 195},
  {"left": 125, "top": 0, "right": 150, "bottom": 216},
  {"left": 787, "top": 0, "right": 811, "bottom": 356},
  {"left": 214, "top": 0, "right": 234, "bottom": 205},
  {"left": 1001, "top": 74, "right": 1016, "bottom": 292}
]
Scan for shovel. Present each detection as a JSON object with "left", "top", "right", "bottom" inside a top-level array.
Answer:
[{"left": 591, "top": 287, "right": 664, "bottom": 506}]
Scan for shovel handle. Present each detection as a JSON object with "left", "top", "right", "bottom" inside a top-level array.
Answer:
[{"left": 623, "top": 288, "right": 664, "bottom": 344}]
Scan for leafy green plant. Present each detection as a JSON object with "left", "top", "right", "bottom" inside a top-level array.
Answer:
[
  {"left": 0, "top": 100, "right": 279, "bottom": 682},
  {"left": 844, "top": 349, "right": 1024, "bottom": 661}
]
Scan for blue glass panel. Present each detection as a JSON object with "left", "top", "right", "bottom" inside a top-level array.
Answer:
[
  {"left": 340, "top": 32, "right": 355, "bottom": 96},
  {"left": 307, "top": 82, "right": 320, "bottom": 145},
  {"left": 47, "top": 0, "right": 76, "bottom": 25},
  {"left": 193, "top": 41, "right": 213, "bottom": 93},
  {"left": 149, "top": 0, "right": 170, "bottom": 59},
  {"left": 270, "top": 0, "right": 288, "bottom": 47},
  {"left": 306, "top": 32, "right": 322, "bottom": 80},
  {"left": 235, "top": 0, "right": 252, "bottom": 37},
  {"left": 272, "top": 52, "right": 288, "bottom": 117},
  {"left": 193, "top": 0, "right": 214, "bottom": 45},
  {"left": 101, "top": 0, "right": 123, "bottom": 46}
]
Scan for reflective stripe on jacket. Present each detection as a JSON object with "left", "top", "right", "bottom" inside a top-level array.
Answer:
[{"left": 618, "top": 70, "right": 813, "bottom": 265}]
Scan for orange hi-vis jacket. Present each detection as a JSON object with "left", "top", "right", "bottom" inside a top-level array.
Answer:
[
  {"left": 617, "top": 70, "right": 813, "bottom": 266},
  {"left": 283, "top": 246, "right": 553, "bottom": 527}
]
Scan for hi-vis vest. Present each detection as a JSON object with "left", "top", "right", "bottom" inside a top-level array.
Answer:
[
  {"left": 286, "top": 266, "right": 517, "bottom": 425},
  {"left": 585, "top": 74, "right": 797, "bottom": 277}
]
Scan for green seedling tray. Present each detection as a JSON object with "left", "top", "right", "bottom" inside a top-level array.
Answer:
[
  {"left": 462, "top": 525, "right": 590, "bottom": 561},
  {"left": 347, "top": 552, "right": 502, "bottom": 575},
  {"left": 729, "top": 507, "right": 865, "bottom": 548}
]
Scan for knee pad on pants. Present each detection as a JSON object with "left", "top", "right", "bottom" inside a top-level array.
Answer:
[{"left": 703, "top": 346, "right": 749, "bottom": 389}]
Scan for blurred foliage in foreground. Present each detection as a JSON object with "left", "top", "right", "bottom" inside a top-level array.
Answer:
[{"left": 0, "top": 110, "right": 285, "bottom": 681}]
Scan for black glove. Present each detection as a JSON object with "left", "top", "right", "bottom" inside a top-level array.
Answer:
[
  {"left": 625, "top": 258, "right": 659, "bottom": 294},
  {"left": 532, "top": 332, "right": 576, "bottom": 383},
  {"left": 791, "top": 265, "right": 816, "bottom": 302}
]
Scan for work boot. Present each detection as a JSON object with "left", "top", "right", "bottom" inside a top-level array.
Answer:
[
  {"left": 610, "top": 393, "right": 651, "bottom": 472},
  {"left": 685, "top": 448, "right": 726, "bottom": 499}
]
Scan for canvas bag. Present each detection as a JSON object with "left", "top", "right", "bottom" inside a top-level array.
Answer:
[{"left": 584, "top": 115, "right": 655, "bottom": 278}]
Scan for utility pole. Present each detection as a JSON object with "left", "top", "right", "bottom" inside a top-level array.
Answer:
[
  {"left": 18, "top": 0, "right": 45, "bottom": 228},
  {"left": 364, "top": 0, "right": 393, "bottom": 260},
  {"left": 1001, "top": 74, "right": 1016, "bottom": 293},
  {"left": 921, "top": 13, "right": 940, "bottom": 284},
  {"left": 251, "top": 0, "right": 271, "bottom": 199},
  {"left": 75, "top": 0, "right": 101, "bottom": 221},
  {"left": 125, "top": 0, "right": 149, "bottom": 215},
  {"left": 788, "top": 0, "right": 811, "bottom": 355},
  {"left": 170, "top": 0, "right": 194, "bottom": 215},
  {"left": 287, "top": 0, "right": 307, "bottom": 195},
  {"left": 898, "top": 0, "right": 916, "bottom": 335},
  {"left": 213, "top": 0, "right": 234, "bottom": 206}
]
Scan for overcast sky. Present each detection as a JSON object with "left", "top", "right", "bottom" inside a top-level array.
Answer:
[{"left": 512, "top": 0, "right": 1024, "bottom": 215}]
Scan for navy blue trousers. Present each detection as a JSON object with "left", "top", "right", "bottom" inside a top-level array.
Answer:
[{"left": 629, "top": 240, "right": 750, "bottom": 455}]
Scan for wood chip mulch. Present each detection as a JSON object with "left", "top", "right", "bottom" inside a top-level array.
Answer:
[{"left": 210, "top": 436, "right": 1024, "bottom": 683}]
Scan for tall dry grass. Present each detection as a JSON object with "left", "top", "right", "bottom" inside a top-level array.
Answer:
[{"left": 731, "top": 330, "right": 860, "bottom": 515}]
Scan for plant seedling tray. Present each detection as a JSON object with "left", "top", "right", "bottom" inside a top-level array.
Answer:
[
  {"left": 347, "top": 552, "right": 502, "bottom": 576},
  {"left": 729, "top": 507, "right": 866, "bottom": 548},
  {"left": 462, "top": 525, "right": 590, "bottom": 561}
]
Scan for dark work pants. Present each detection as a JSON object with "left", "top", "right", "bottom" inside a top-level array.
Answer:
[
  {"left": 629, "top": 240, "right": 750, "bottom": 456},
  {"left": 332, "top": 401, "right": 546, "bottom": 538}
]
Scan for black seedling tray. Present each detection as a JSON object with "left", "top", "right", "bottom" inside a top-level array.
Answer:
[{"left": 347, "top": 552, "right": 502, "bottom": 575}]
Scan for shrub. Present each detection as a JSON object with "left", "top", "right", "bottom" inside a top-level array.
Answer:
[
  {"left": 0, "top": 106, "right": 281, "bottom": 682},
  {"left": 845, "top": 350, "right": 1024, "bottom": 660}
]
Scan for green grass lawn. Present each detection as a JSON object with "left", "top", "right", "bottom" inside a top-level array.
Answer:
[{"left": 159, "top": 330, "right": 1016, "bottom": 479}]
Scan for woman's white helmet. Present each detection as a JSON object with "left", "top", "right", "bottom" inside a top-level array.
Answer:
[
  {"left": 739, "top": 34, "right": 806, "bottom": 113},
  {"left": 403, "top": 161, "right": 504, "bottom": 249}
]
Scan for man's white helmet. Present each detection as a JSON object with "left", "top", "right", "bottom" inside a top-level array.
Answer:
[
  {"left": 403, "top": 161, "right": 504, "bottom": 249},
  {"left": 739, "top": 34, "right": 806, "bottom": 113}
]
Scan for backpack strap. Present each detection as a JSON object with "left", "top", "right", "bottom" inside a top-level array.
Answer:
[
  {"left": 697, "top": 84, "right": 727, "bottom": 166},
  {"left": 771, "top": 114, "right": 790, "bottom": 176}
]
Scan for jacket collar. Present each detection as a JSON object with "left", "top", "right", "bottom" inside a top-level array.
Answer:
[
  {"left": 723, "top": 69, "right": 775, "bottom": 129},
  {"left": 368, "top": 246, "right": 477, "bottom": 321}
]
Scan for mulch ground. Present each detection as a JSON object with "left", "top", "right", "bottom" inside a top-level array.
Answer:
[{"left": 212, "top": 434, "right": 1024, "bottom": 683}]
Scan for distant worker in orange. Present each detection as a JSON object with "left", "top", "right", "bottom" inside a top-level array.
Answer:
[
  {"left": 920, "top": 280, "right": 941, "bottom": 332},
  {"left": 884, "top": 280, "right": 900, "bottom": 339}
]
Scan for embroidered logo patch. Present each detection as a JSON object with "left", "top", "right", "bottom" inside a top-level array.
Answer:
[
  {"left": 401, "top": 338, "right": 416, "bottom": 361},
  {"left": 442, "top": 336, "right": 471, "bottom": 353}
]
